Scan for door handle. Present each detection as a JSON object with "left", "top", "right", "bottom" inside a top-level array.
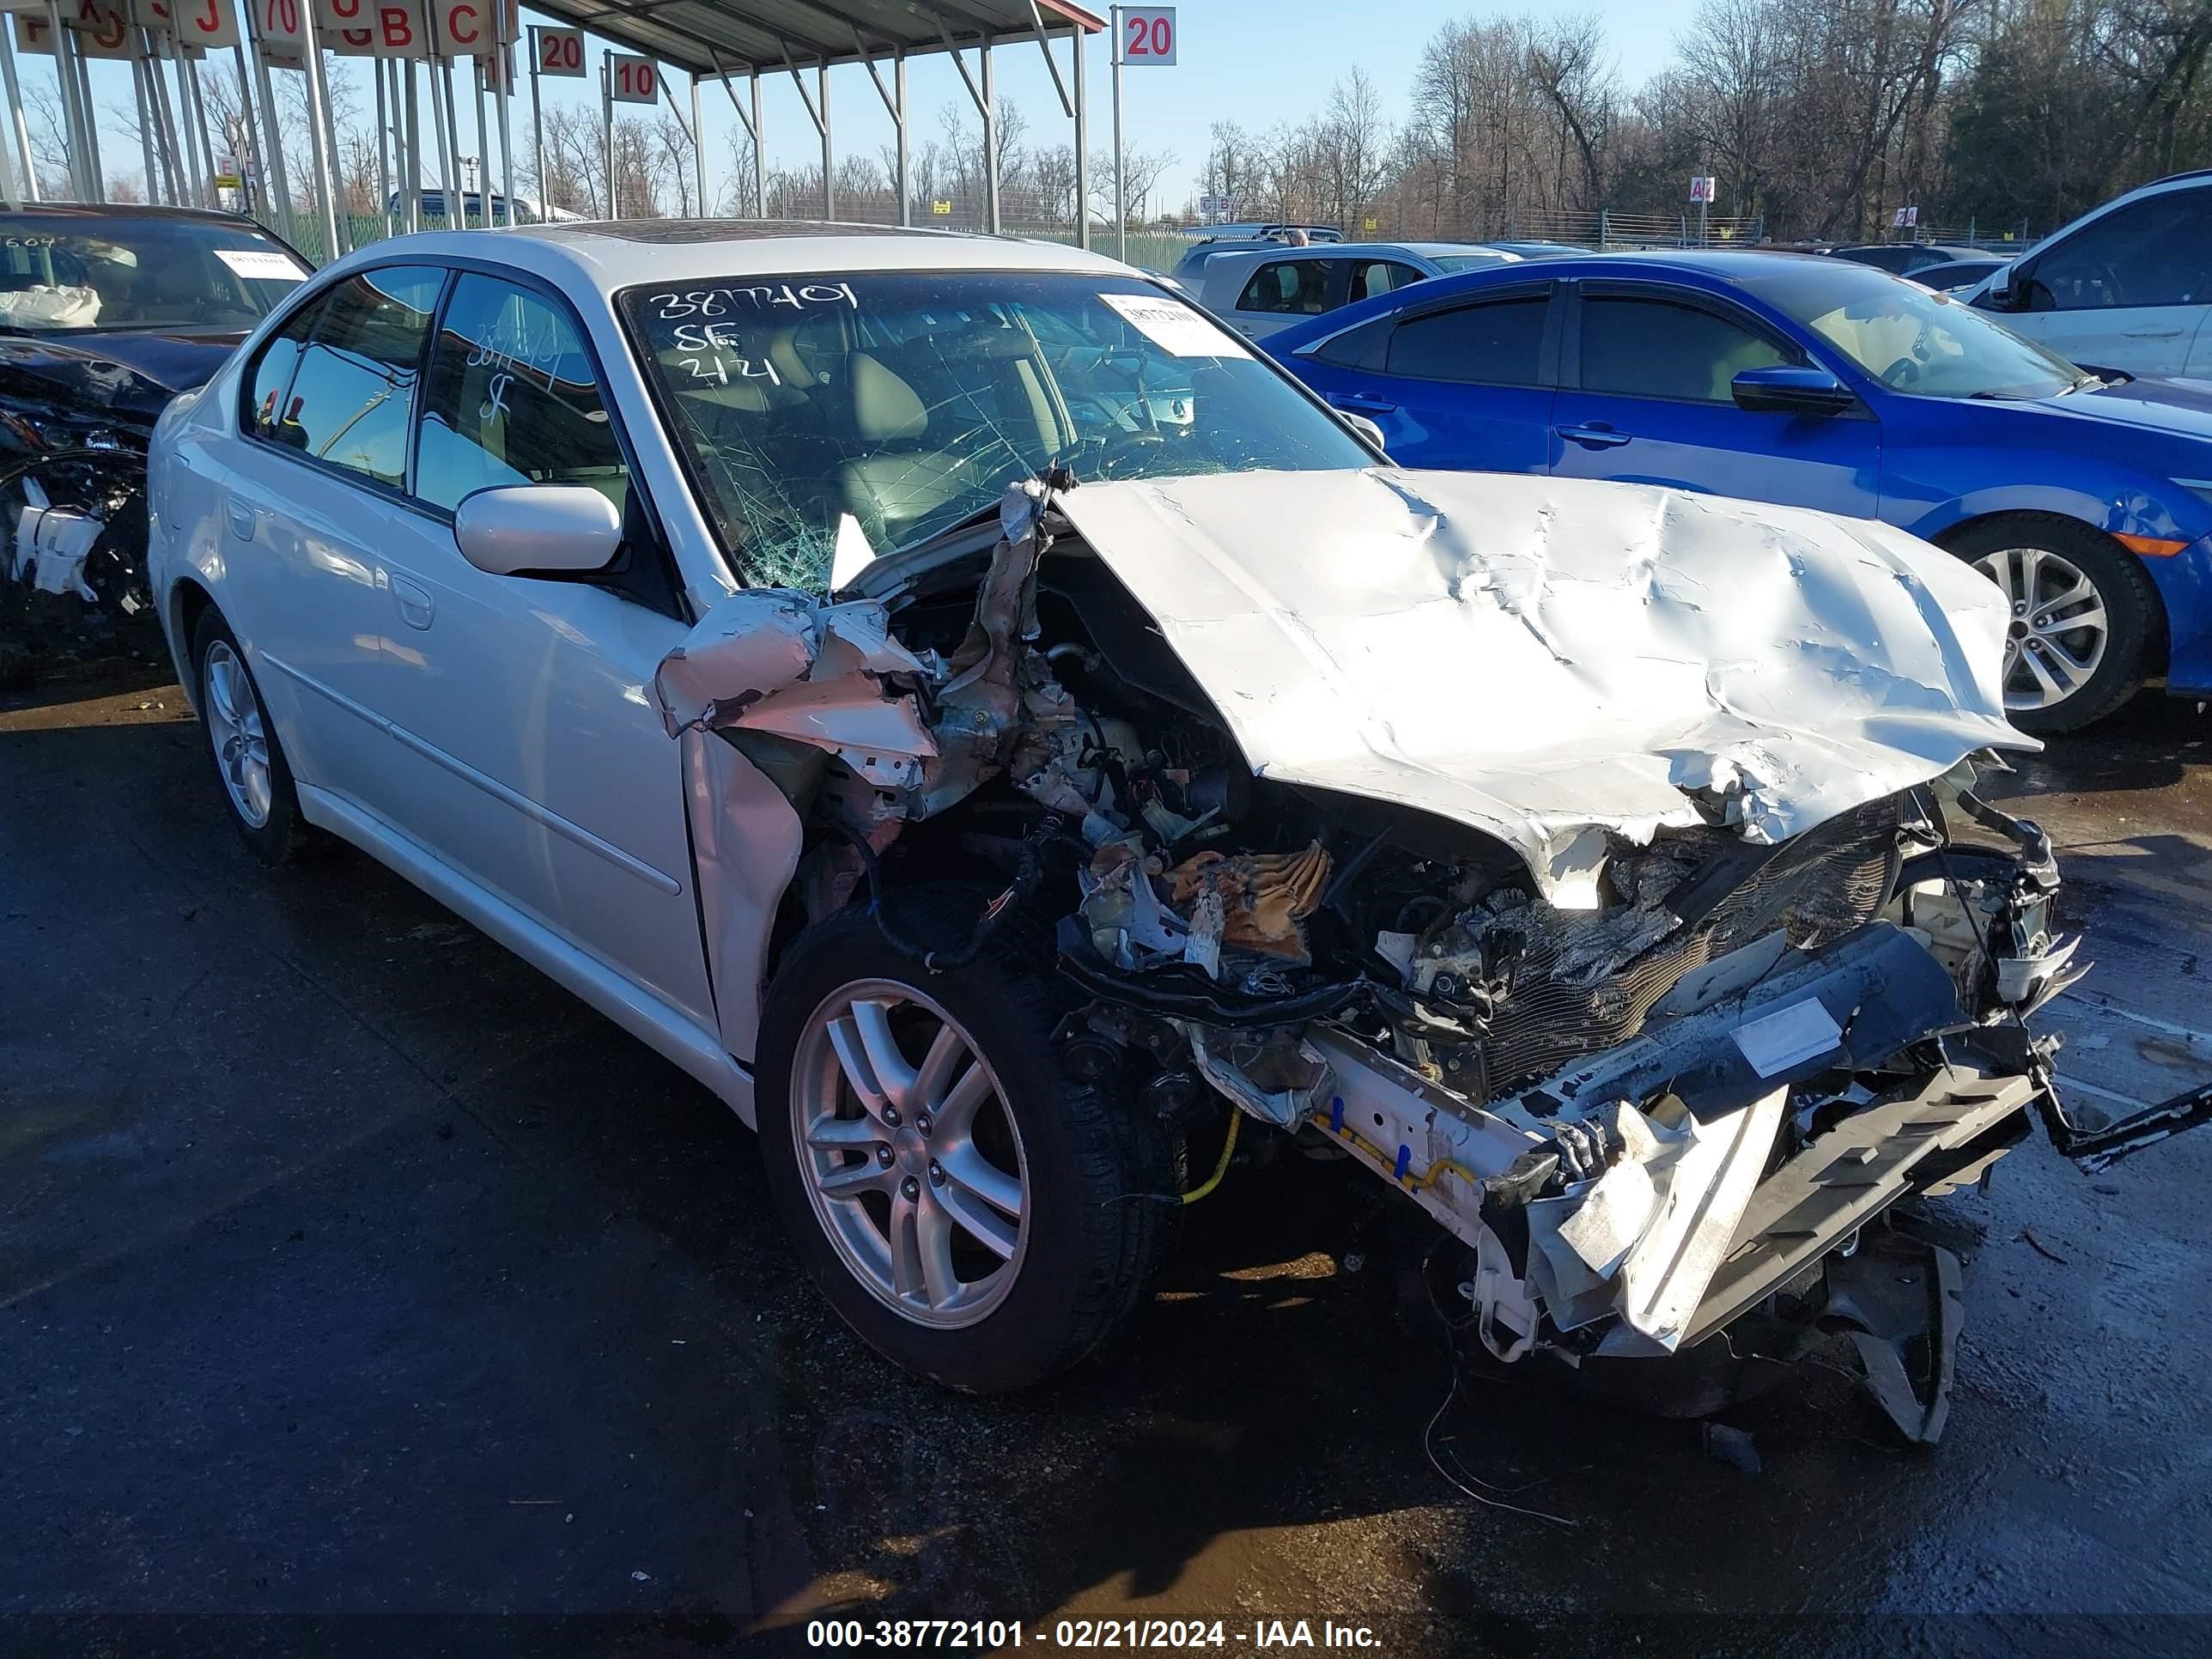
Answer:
[
  {"left": 389, "top": 573, "right": 435, "bottom": 630},
  {"left": 1328, "top": 392, "right": 1399, "bottom": 414},
  {"left": 225, "top": 499, "right": 257, "bottom": 540},
  {"left": 1556, "top": 422, "right": 1632, "bottom": 449},
  {"left": 2122, "top": 327, "right": 2184, "bottom": 339}
]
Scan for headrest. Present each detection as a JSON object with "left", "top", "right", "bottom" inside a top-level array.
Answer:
[{"left": 850, "top": 352, "right": 927, "bottom": 442}]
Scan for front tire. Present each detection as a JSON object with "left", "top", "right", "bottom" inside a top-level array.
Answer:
[
  {"left": 756, "top": 898, "right": 1175, "bottom": 1392},
  {"left": 1945, "top": 514, "right": 2156, "bottom": 735},
  {"left": 191, "top": 609, "right": 307, "bottom": 863}
]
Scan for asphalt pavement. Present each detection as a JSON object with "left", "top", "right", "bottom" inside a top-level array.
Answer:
[{"left": 4, "top": 659, "right": 2210, "bottom": 1659}]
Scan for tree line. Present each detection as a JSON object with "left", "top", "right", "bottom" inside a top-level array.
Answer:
[{"left": 1200, "top": 0, "right": 2212, "bottom": 243}]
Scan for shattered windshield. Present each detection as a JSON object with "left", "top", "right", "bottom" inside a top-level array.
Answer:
[
  {"left": 0, "top": 214, "right": 308, "bottom": 334},
  {"left": 1739, "top": 260, "right": 2081, "bottom": 399},
  {"left": 621, "top": 270, "right": 1372, "bottom": 589}
]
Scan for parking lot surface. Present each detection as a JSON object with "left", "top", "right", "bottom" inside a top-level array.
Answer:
[{"left": 4, "top": 661, "right": 2210, "bottom": 1656}]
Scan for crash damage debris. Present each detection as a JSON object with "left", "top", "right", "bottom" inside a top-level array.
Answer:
[{"left": 651, "top": 472, "right": 2208, "bottom": 1438}]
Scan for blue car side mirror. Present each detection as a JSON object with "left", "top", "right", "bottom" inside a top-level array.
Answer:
[{"left": 1732, "top": 363, "right": 1855, "bottom": 416}]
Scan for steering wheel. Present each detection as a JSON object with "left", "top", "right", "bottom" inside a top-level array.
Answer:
[{"left": 1881, "top": 356, "right": 1924, "bottom": 388}]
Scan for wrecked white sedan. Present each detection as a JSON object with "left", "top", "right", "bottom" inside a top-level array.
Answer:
[{"left": 147, "top": 224, "right": 2161, "bottom": 1438}]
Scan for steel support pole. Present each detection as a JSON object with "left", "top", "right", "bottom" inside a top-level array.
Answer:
[
  {"left": 1111, "top": 7, "right": 1124, "bottom": 261},
  {"left": 45, "top": 2, "right": 91, "bottom": 199},
  {"left": 242, "top": 31, "right": 295, "bottom": 240},
  {"left": 147, "top": 40, "right": 189, "bottom": 204},
  {"left": 497, "top": 35, "right": 514, "bottom": 217},
  {"left": 374, "top": 56, "right": 391, "bottom": 235},
  {"left": 751, "top": 70, "right": 762, "bottom": 216},
  {"left": 402, "top": 60, "right": 420, "bottom": 230},
  {"left": 689, "top": 72, "right": 702, "bottom": 216},
  {"left": 895, "top": 49, "right": 907, "bottom": 225},
  {"left": 304, "top": 40, "right": 345, "bottom": 255},
  {"left": 601, "top": 55, "right": 615, "bottom": 218},
  {"left": 981, "top": 36, "right": 996, "bottom": 234},
  {"left": 73, "top": 40, "right": 105, "bottom": 198},
  {"left": 179, "top": 51, "right": 214, "bottom": 206},
  {"left": 818, "top": 60, "right": 830, "bottom": 218},
  {"left": 528, "top": 27, "right": 544, "bottom": 210},
  {"left": 441, "top": 58, "right": 465, "bottom": 214},
  {"left": 1, "top": 21, "right": 35, "bottom": 202},
  {"left": 1073, "top": 27, "right": 1086, "bottom": 247},
  {"left": 472, "top": 48, "right": 489, "bottom": 215},
  {"left": 131, "top": 54, "right": 161, "bottom": 201}
]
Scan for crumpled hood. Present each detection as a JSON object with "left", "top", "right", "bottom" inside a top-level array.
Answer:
[{"left": 1053, "top": 468, "right": 2030, "bottom": 903}]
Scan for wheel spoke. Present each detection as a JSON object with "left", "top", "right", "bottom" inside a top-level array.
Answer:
[
  {"left": 2022, "top": 640, "right": 2071, "bottom": 701},
  {"left": 912, "top": 1021, "right": 967, "bottom": 1115},
  {"left": 2037, "top": 600, "right": 2105, "bottom": 638},
  {"left": 2039, "top": 629, "right": 2099, "bottom": 678},
  {"left": 888, "top": 1187, "right": 927, "bottom": 1300},
  {"left": 939, "top": 1144, "right": 1022, "bottom": 1220},
  {"left": 850, "top": 997, "right": 918, "bottom": 1110},
  {"left": 937, "top": 1180, "right": 1018, "bottom": 1260},
  {"left": 805, "top": 1112, "right": 879, "bottom": 1151},
  {"left": 2014, "top": 546, "right": 2045, "bottom": 604},
  {"left": 826, "top": 1014, "right": 891, "bottom": 1121},
  {"left": 817, "top": 1158, "right": 891, "bottom": 1200},
  {"left": 206, "top": 659, "right": 240, "bottom": 727},
  {"left": 915, "top": 1195, "right": 959, "bottom": 1308},
  {"left": 933, "top": 1060, "right": 995, "bottom": 1143}
]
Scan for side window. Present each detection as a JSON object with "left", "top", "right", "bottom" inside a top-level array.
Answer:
[
  {"left": 1237, "top": 258, "right": 1331, "bottom": 315},
  {"left": 2026, "top": 191, "right": 2212, "bottom": 312},
  {"left": 1382, "top": 295, "right": 1548, "bottom": 385},
  {"left": 416, "top": 273, "right": 629, "bottom": 515},
  {"left": 1349, "top": 260, "right": 1423, "bottom": 303},
  {"left": 244, "top": 298, "right": 323, "bottom": 441},
  {"left": 1579, "top": 295, "right": 1787, "bottom": 403},
  {"left": 268, "top": 265, "right": 443, "bottom": 485}
]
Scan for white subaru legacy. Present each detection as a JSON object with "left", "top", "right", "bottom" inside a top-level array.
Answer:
[{"left": 147, "top": 222, "right": 2139, "bottom": 1436}]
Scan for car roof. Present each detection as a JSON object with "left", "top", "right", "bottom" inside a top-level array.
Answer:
[
  {"left": 321, "top": 219, "right": 1143, "bottom": 295},
  {"left": 0, "top": 201, "right": 268, "bottom": 227}
]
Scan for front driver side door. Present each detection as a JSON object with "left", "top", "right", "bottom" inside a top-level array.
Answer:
[
  {"left": 1550, "top": 284, "right": 1880, "bottom": 519},
  {"left": 368, "top": 269, "right": 714, "bottom": 1028}
]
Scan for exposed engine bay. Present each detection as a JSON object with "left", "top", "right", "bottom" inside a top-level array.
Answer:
[{"left": 653, "top": 471, "right": 2187, "bottom": 1441}]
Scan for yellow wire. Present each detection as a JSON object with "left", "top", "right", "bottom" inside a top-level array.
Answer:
[{"left": 1180, "top": 1107, "right": 1242, "bottom": 1205}]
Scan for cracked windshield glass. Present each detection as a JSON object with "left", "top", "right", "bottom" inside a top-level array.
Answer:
[{"left": 623, "top": 271, "right": 1372, "bottom": 590}]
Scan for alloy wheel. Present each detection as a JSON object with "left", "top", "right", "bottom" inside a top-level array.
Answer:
[
  {"left": 203, "top": 640, "right": 274, "bottom": 829},
  {"left": 1974, "top": 544, "right": 2110, "bottom": 712},
  {"left": 789, "top": 980, "right": 1030, "bottom": 1328}
]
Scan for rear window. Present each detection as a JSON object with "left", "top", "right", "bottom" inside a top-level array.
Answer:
[{"left": 1383, "top": 296, "right": 1547, "bottom": 385}]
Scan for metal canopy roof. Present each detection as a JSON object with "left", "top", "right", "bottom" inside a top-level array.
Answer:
[{"left": 530, "top": 0, "right": 1105, "bottom": 78}]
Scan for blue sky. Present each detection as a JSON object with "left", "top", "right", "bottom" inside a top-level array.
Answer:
[{"left": 38, "top": 0, "right": 1701, "bottom": 211}]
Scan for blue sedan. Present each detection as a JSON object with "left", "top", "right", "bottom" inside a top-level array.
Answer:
[{"left": 1262, "top": 251, "right": 2212, "bottom": 732}]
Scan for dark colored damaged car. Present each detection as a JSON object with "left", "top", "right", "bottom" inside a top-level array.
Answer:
[
  {"left": 2, "top": 204, "right": 307, "bottom": 672},
  {"left": 148, "top": 231, "right": 2209, "bottom": 1448}
]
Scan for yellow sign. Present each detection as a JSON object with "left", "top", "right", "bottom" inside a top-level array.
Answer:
[
  {"left": 1362, "top": 217, "right": 1377, "bottom": 232},
  {"left": 931, "top": 199, "right": 952, "bottom": 216},
  {"left": 2002, "top": 231, "right": 2015, "bottom": 240},
  {"left": 214, "top": 173, "right": 242, "bottom": 189}
]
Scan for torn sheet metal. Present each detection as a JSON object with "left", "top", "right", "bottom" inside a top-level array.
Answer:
[
  {"left": 12, "top": 488, "right": 106, "bottom": 602},
  {"left": 651, "top": 589, "right": 932, "bottom": 740},
  {"left": 1051, "top": 470, "right": 2030, "bottom": 902}
]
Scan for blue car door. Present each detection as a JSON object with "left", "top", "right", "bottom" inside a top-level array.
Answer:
[
  {"left": 1550, "top": 282, "right": 1881, "bottom": 518},
  {"left": 1288, "top": 281, "right": 1559, "bottom": 473}
]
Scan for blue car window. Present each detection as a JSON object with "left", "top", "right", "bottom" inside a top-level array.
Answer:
[
  {"left": 1382, "top": 296, "right": 1547, "bottom": 385},
  {"left": 1579, "top": 295, "right": 1787, "bottom": 404}
]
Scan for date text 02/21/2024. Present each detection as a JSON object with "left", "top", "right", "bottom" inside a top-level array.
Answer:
[{"left": 803, "top": 1619, "right": 1383, "bottom": 1650}]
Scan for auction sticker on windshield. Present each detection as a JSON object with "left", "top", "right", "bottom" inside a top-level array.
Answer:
[
  {"left": 1100, "top": 290, "right": 1249, "bottom": 357},
  {"left": 215, "top": 247, "right": 309, "bottom": 281}
]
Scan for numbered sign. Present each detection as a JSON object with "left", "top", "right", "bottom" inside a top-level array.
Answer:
[
  {"left": 131, "top": 0, "right": 175, "bottom": 34},
  {"left": 68, "top": 0, "right": 137, "bottom": 56},
  {"left": 607, "top": 52, "right": 656, "bottom": 104},
  {"left": 247, "top": 0, "right": 305, "bottom": 49},
  {"left": 1117, "top": 5, "right": 1174, "bottom": 66},
  {"left": 362, "top": 0, "right": 426, "bottom": 59},
  {"left": 532, "top": 23, "right": 580, "bottom": 76},
  {"left": 478, "top": 40, "right": 510, "bottom": 90},
  {"left": 427, "top": 0, "right": 507, "bottom": 58},
  {"left": 1688, "top": 175, "right": 1716, "bottom": 203},
  {"left": 174, "top": 0, "right": 237, "bottom": 49},
  {"left": 316, "top": 0, "right": 372, "bottom": 52}
]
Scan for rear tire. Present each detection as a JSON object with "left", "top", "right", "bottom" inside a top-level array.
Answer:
[
  {"left": 756, "top": 894, "right": 1176, "bottom": 1392},
  {"left": 1944, "top": 514, "right": 2155, "bottom": 735},
  {"left": 191, "top": 609, "right": 308, "bottom": 864}
]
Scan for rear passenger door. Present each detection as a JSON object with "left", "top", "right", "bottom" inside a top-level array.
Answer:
[
  {"left": 1551, "top": 283, "right": 1880, "bottom": 518},
  {"left": 1292, "top": 283, "right": 1558, "bottom": 473}
]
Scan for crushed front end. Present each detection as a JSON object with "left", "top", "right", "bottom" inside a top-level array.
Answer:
[{"left": 656, "top": 470, "right": 2195, "bottom": 1440}]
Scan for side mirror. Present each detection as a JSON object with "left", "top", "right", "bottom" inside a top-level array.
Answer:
[
  {"left": 1339, "top": 410, "right": 1389, "bottom": 453},
  {"left": 1731, "top": 363, "right": 1854, "bottom": 416},
  {"left": 453, "top": 484, "right": 623, "bottom": 578}
]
